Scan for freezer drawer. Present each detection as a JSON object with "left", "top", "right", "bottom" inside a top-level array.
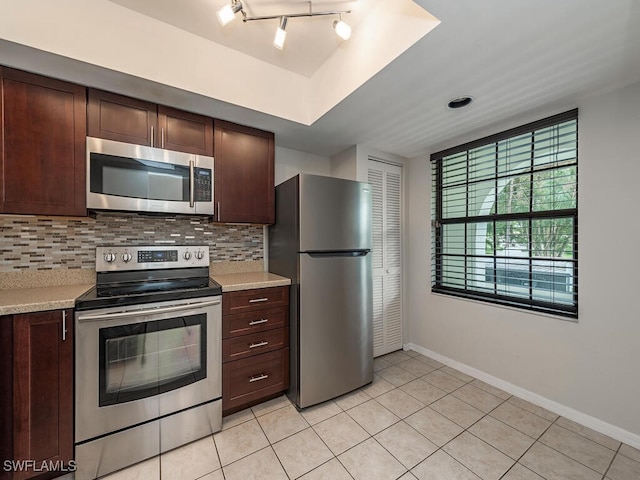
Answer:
[{"left": 297, "top": 252, "right": 373, "bottom": 408}]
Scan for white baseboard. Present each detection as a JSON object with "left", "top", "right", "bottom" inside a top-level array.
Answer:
[{"left": 403, "top": 343, "right": 640, "bottom": 450}]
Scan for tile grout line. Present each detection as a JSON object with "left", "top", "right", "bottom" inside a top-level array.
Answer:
[
  {"left": 601, "top": 442, "right": 623, "bottom": 480},
  {"left": 342, "top": 406, "right": 410, "bottom": 476},
  {"left": 534, "top": 424, "right": 617, "bottom": 478},
  {"left": 210, "top": 431, "right": 225, "bottom": 480},
  {"left": 258, "top": 402, "right": 312, "bottom": 479},
  {"left": 495, "top": 418, "right": 556, "bottom": 480}
]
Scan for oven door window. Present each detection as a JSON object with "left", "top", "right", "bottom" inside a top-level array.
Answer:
[{"left": 99, "top": 314, "right": 206, "bottom": 406}]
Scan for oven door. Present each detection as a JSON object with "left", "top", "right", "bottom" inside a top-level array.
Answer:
[{"left": 75, "top": 295, "right": 221, "bottom": 444}]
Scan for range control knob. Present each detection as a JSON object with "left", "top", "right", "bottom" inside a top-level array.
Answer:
[
  {"left": 195, "top": 250, "right": 205, "bottom": 260},
  {"left": 104, "top": 252, "right": 116, "bottom": 263},
  {"left": 183, "top": 251, "right": 192, "bottom": 260},
  {"left": 122, "top": 252, "right": 133, "bottom": 263}
]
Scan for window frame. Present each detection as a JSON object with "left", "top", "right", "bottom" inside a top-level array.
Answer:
[{"left": 431, "top": 109, "right": 578, "bottom": 318}]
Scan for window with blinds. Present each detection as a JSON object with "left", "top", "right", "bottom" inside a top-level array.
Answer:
[{"left": 431, "top": 110, "right": 578, "bottom": 318}]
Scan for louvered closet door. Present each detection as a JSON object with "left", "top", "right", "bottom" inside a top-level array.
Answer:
[{"left": 368, "top": 160, "right": 403, "bottom": 357}]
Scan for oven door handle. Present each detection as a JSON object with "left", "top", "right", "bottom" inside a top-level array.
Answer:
[{"left": 76, "top": 299, "right": 221, "bottom": 322}]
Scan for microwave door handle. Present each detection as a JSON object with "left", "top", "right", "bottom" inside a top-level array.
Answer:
[{"left": 189, "top": 160, "right": 195, "bottom": 208}]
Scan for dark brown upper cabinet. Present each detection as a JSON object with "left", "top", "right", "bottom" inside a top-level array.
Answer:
[
  {"left": 88, "top": 89, "right": 213, "bottom": 156},
  {"left": 0, "top": 67, "right": 86, "bottom": 216},
  {"left": 158, "top": 105, "right": 214, "bottom": 156},
  {"left": 214, "top": 120, "right": 275, "bottom": 224}
]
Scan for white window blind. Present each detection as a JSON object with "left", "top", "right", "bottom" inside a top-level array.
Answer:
[{"left": 431, "top": 110, "right": 578, "bottom": 318}]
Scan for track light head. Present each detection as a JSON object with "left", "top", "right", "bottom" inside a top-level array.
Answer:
[
  {"left": 333, "top": 19, "right": 351, "bottom": 40},
  {"left": 217, "top": 0, "right": 243, "bottom": 26},
  {"left": 274, "top": 16, "right": 288, "bottom": 50}
]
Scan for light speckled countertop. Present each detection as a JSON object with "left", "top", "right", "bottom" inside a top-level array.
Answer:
[
  {"left": 0, "top": 271, "right": 290, "bottom": 316},
  {"left": 211, "top": 271, "right": 291, "bottom": 292},
  {"left": 0, "top": 284, "right": 94, "bottom": 316},
  {"left": 0, "top": 272, "right": 291, "bottom": 315}
]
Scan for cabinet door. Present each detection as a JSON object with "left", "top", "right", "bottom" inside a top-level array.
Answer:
[
  {"left": 214, "top": 120, "right": 275, "bottom": 224},
  {"left": 0, "top": 68, "right": 86, "bottom": 216},
  {"left": 87, "top": 89, "right": 157, "bottom": 146},
  {"left": 0, "top": 316, "right": 13, "bottom": 480},
  {"left": 13, "top": 310, "right": 73, "bottom": 480},
  {"left": 157, "top": 105, "right": 213, "bottom": 156}
]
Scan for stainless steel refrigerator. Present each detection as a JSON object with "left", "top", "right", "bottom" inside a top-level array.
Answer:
[{"left": 269, "top": 174, "right": 373, "bottom": 409}]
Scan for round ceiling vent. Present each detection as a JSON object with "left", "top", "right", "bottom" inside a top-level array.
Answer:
[{"left": 447, "top": 96, "right": 473, "bottom": 109}]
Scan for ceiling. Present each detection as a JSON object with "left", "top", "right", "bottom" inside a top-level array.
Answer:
[
  {"left": 109, "top": 0, "right": 377, "bottom": 77},
  {"left": 1, "top": 0, "right": 640, "bottom": 159}
]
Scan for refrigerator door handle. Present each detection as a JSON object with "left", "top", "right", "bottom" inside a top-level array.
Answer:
[{"left": 305, "top": 250, "right": 370, "bottom": 258}]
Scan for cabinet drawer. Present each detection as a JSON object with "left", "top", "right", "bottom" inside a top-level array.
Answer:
[
  {"left": 222, "top": 287, "right": 289, "bottom": 315},
  {"left": 223, "top": 328, "right": 288, "bottom": 363},
  {"left": 222, "top": 307, "right": 286, "bottom": 339},
  {"left": 222, "top": 349, "right": 289, "bottom": 412}
]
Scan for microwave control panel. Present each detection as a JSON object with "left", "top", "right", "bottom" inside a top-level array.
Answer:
[{"left": 194, "top": 168, "right": 212, "bottom": 202}]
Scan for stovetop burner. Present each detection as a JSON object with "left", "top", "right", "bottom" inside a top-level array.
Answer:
[
  {"left": 75, "top": 245, "right": 222, "bottom": 311},
  {"left": 75, "top": 278, "right": 222, "bottom": 311}
]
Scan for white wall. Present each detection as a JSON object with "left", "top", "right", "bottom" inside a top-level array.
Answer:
[
  {"left": 330, "top": 146, "right": 358, "bottom": 181},
  {"left": 274, "top": 146, "right": 330, "bottom": 185},
  {"left": 406, "top": 80, "right": 640, "bottom": 444},
  {"left": 330, "top": 145, "right": 408, "bottom": 182}
]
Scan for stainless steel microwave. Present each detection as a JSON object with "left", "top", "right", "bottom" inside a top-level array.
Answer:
[{"left": 86, "top": 137, "right": 214, "bottom": 215}]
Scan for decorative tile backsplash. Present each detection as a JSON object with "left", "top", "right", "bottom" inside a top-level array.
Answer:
[{"left": 0, "top": 212, "right": 264, "bottom": 272}]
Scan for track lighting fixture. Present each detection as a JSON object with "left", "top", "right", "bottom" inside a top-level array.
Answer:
[
  {"left": 333, "top": 14, "right": 351, "bottom": 40},
  {"left": 216, "top": 0, "right": 243, "bottom": 27},
  {"left": 216, "top": 1, "right": 352, "bottom": 49},
  {"left": 273, "top": 16, "right": 288, "bottom": 50}
]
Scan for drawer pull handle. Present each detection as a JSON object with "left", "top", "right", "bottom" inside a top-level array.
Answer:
[
  {"left": 249, "top": 374, "right": 269, "bottom": 383},
  {"left": 249, "top": 318, "right": 268, "bottom": 325},
  {"left": 249, "top": 341, "right": 269, "bottom": 349},
  {"left": 249, "top": 297, "right": 269, "bottom": 303}
]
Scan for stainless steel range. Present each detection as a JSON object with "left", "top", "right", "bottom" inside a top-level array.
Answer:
[{"left": 74, "top": 245, "right": 222, "bottom": 480}]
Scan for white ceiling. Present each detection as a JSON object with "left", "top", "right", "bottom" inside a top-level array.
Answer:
[
  {"left": 109, "top": 0, "right": 376, "bottom": 77},
  {"left": 1, "top": 0, "right": 640, "bottom": 159}
]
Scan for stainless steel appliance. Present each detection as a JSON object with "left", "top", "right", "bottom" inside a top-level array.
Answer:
[
  {"left": 268, "top": 174, "right": 373, "bottom": 408},
  {"left": 86, "top": 137, "right": 214, "bottom": 215},
  {"left": 74, "top": 245, "right": 222, "bottom": 480}
]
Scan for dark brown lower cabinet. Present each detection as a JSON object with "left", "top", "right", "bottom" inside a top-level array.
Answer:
[
  {"left": 222, "top": 349, "right": 290, "bottom": 415},
  {"left": 0, "top": 310, "right": 74, "bottom": 480},
  {"left": 221, "top": 286, "right": 290, "bottom": 415}
]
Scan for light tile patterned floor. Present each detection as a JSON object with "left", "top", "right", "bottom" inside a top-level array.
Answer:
[{"left": 96, "top": 350, "right": 640, "bottom": 480}]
